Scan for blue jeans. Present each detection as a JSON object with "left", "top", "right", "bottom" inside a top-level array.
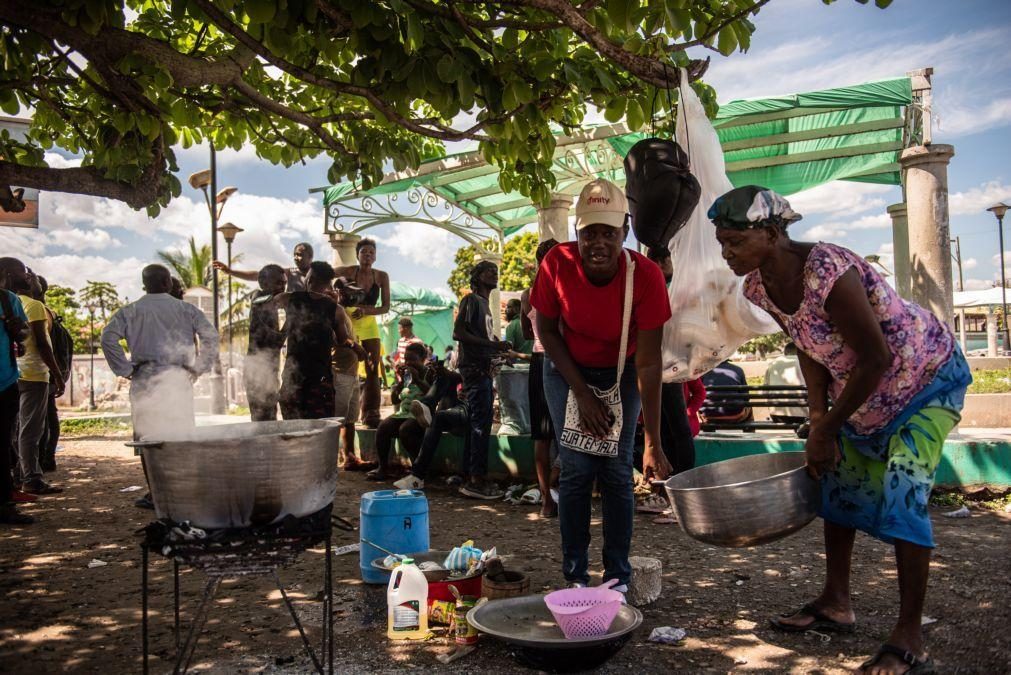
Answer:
[
  {"left": 543, "top": 358, "right": 640, "bottom": 586},
  {"left": 460, "top": 369, "right": 494, "bottom": 479}
]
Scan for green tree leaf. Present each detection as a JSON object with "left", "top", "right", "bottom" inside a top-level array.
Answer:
[{"left": 245, "top": 0, "right": 276, "bottom": 24}]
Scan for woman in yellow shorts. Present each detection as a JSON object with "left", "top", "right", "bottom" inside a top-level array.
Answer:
[{"left": 335, "top": 238, "right": 389, "bottom": 428}]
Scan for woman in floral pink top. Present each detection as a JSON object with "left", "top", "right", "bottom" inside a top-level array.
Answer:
[{"left": 710, "top": 185, "right": 970, "bottom": 675}]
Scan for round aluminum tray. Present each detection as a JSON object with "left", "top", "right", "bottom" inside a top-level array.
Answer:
[{"left": 466, "top": 594, "right": 642, "bottom": 649}]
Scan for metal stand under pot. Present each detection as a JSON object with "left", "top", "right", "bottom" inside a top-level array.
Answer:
[{"left": 139, "top": 504, "right": 354, "bottom": 675}]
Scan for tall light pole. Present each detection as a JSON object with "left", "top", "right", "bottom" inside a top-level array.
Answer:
[
  {"left": 188, "top": 144, "right": 238, "bottom": 414},
  {"left": 950, "top": 236, "right": 964, "bottom": 292},
  {"left": 86, "top": 302, "right": 96, "bottom": 411},
  {"left": 217, "top": 222, "right": 243, "bottom": 370},
  {"left": 986, "top": 202, "right": 1009, "bottom": 353}
]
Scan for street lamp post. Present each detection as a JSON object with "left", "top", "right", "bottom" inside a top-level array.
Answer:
[
  {"left": 986, "top": 202, "right": 1010, "bottom": 353},
  {"left": 86, "top": 304, "right": 96, "bottom": 411},
  {"left": 217, "top": 222, "right": 243, "bottom": 370},
  {"left": 188, "top": 144, "right": 238, "bottom": 414}
]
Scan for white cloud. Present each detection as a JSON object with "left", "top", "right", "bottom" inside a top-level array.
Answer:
[
  {"left": 798, "top": 213, "right": 890, "bottom": 241},
  {"left": 0, "top": 227, "right": 48, "bottom": 259},
  {"left": 992, "top": 251, "right": 1011, "bottom": 267},
  {"left": 949, "top": 180, "right": 1011, "bottom": 216},
  {"left": 46, "top": 227, "right": 121, "bottom": 251},
  {"left": 940, "top": 97, "right": 1011, "bottom": 137},
  {"left": 707, "top": 26, "right": 1011, "bottom": 140},
  {"left": 375, "top": 222, "right": 458, "bottom": 270},
  {"left": 28, "top": 254, "right": 149, "bottom": 301},
  {"left": 801, "top": 224, "right": 845, "bottom": 240},
  {"left": 175, "top": 141, "right": 264, "bottom": 168},
  {"left": 963, "top": 278, "right": 997, "bottom": 291},
  {"left": 12, "top": 184, "right": 328, "bottom": 303},
  {"left": 787, "top": 182, "right": 894, "bottom": 219},
  {"left": 962, "top": 257, "right": 978, "bottom": 271},
  {"left": 43, "top": 152, "right": 81, "bottom": 169}
]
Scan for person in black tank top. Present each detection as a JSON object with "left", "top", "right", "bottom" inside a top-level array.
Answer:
[{"left": 271, "top": 262, "right": 350, "bottom": 420}]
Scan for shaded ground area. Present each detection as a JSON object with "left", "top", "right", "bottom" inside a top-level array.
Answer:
[{"left": 1, "top": 437, "right": 1009, "bottom": 673}]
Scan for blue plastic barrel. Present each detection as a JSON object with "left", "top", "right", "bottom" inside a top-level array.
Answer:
[{"left": 359, "top": 489, "right": 430, "bottom": 584}]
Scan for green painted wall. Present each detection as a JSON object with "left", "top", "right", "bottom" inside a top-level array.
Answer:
[{"left": 355, "top": 431, "right": 1011, "bottom": 488}]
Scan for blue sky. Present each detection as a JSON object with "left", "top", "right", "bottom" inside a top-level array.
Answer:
[{"left": 2, "top": 0, "right": 1010, "bottom": 301}]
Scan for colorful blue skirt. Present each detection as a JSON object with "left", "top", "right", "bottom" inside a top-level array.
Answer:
[{"left": 820, "top": 347, "right": 972, "bottom": 548}]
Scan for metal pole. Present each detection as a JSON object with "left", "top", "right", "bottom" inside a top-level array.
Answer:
[
  {"left": 998, "top": 214, "right": 1009, "bottom": 353},
  {"left": 226, "top": 239, "right": 233, "bottom": 369},
  {"left": 951, "top": 236, "right": 964, "bottom": 292},
  {"left": 89, "top": 309, "right": 96, "bottom": 411},
  {"left": 210, "top": 144, "right": 220, "bottom": 331},
  {"left": 209, "top": 144, "right": 226, "bottom": 414}
]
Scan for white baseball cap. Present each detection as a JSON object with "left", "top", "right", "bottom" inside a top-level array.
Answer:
[{"left": 574, "top": 179, "right": 628, "bottom": 230}]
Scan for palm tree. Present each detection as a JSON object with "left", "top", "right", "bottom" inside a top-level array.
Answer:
[{"left": 157, "top": 236, "right": 213, "bottom": 289}]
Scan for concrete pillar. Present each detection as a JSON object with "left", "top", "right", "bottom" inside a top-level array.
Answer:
[
  {"left": 986, "top": 307, "right": 998, "bottom": 357},
  {"left": 901, "top": 144, "right": 955, "bottom": 327},
  {"left": 537, "top": 193, "right": 573, "bottom": 243},
  {"left": 328, "top": 232, "right": 361, "bottom": 267},
  {"left": 886, "top": 202, "right": 911, "bottom": 299}
]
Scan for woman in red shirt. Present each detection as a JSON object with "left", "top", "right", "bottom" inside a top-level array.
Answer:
[{"left": 531, "top": 179, "right": 672, "bottom": 594}]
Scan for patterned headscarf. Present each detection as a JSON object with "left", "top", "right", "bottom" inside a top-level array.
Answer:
[{"left": 708, "top": 185, "right": 802, "bottom": 230}]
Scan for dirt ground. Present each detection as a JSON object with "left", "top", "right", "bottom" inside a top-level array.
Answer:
[{"left": 1, "top": 437, "right": 1009, "bottom": 674}]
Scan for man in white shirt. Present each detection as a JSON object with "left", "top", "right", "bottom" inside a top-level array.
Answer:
[
  {"left": 764, "top": 342, "right": 808, "bottom": 422},
  {"left": 102, "top": 264, "right": 218, "bottom": 463}
]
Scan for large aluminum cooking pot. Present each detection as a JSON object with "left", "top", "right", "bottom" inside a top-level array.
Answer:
[
  {"left": 129, "top": 419, "right": 340, "bottom": 529},
  {"left": 662, "top": 451, "right": 820, "bottom": 548}
]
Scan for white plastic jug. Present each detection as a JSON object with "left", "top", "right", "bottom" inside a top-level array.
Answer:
[{"left": 386, "top": 558, "right": 430, "bottom": 640}]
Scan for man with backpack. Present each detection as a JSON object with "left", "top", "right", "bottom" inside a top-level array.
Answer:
[{"left": 35, "top": 276, "right": 73, "bottom": 473}]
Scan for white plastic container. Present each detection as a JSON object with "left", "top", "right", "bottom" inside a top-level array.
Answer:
[{"left": 386, "top": 558, "right": 430, "bottom": 640}]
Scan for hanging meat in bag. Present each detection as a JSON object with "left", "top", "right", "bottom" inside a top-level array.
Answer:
[
  {"left": 661, "top": 69, "right": 779, "bottom": 382},
  {"left": 624, "top": 137, "right": 701, "bottom": 251}
]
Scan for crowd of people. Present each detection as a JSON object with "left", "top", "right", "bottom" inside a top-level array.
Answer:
[
  {"left": 0, "top": 177, "right": 970, "bottom": 673},
  {"left": 0, "top": 259, "right": 74, "bottom": 524}
]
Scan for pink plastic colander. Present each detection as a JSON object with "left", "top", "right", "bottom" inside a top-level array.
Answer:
[{"left": 543, "top": 580, "right": 623, "bottom": 639}]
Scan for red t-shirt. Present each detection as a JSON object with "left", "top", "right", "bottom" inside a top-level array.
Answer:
[{"left": 530, "top": 242, "right": 672, "bottom": 367}]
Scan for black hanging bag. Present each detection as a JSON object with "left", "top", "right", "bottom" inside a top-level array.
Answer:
[{"left": 623, "top": 137, "right": 701, "bottom": 251}]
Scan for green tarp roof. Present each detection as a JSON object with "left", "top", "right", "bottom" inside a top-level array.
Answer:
[
  {"left": 316, "top": 76, "right": 913, "bottom": 237},
  {"left": 389, "top": 281, "right": 455, "bottom": 311}
]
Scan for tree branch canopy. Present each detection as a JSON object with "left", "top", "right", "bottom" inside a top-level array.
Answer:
[{"left": 0, "top": 0, "right": 888, "bottom": 212}]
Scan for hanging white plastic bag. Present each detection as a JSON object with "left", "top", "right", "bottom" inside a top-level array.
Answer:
[{"left": 662, "top": 70, "right": 778, "bottom": 383}]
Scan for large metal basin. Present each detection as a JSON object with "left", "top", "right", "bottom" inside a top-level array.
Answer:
[
  {"left": 468, "top": 595, "right": 642, "bottom": 672},
  {"left": 663, "top": 451, "right": 820, "bottom": 547},
  {"left": 130, "top": 419, "right": 340, "bottom": 529}
]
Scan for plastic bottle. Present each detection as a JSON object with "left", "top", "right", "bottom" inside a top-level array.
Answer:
[{"left": 386, "top": 558, "right": 430, "bottom": 640}]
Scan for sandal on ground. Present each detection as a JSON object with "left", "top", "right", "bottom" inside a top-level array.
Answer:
[
  {"left": 859, "top": 644, "right": 935, "bottom": 674},
  {"left": 635, "top": 494, "right": 669, "bottom": 514},
  {"left": 769, "top": 603, "right": 856, "bottom": 634},
  {"left": 539, "top": 503, "right": 558, "bottom": 519},
  {"left": 365, "top": 468, "right": 388, "bottom": 481}
]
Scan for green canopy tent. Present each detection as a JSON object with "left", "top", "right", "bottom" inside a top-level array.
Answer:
[
  {"left": 312, "top": 72, "right": 930, "bottom": 245},
  {"left": 379, "top": 281, "right": 457, "bottom": 360}
]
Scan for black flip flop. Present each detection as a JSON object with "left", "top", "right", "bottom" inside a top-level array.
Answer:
[
  {"left": 859, "top": 643, "right": 935, "bottom": 674},
  {"left": 769, "top": 603, "right": 856, "bottom": 634}
]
